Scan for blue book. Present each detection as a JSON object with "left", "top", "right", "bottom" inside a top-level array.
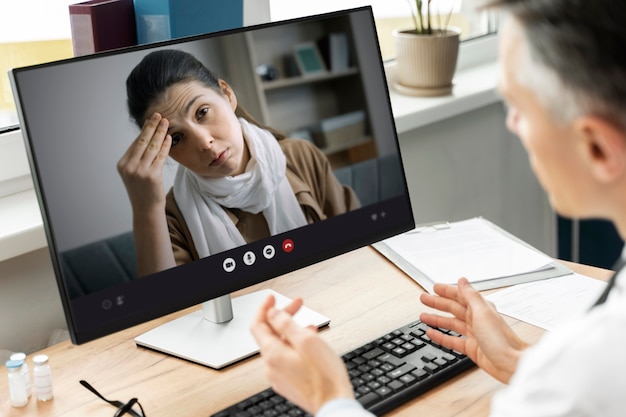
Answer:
[{"left": 134, "top": 0, "right": 243, "bottom": 44}]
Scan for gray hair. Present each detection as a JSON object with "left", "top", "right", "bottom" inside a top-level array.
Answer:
[
  {"left": 512, "top": 18, "right": 584, "bottom": 125},
  {"left": 482, "top": 0, "right": 626, "bottom": 129}
]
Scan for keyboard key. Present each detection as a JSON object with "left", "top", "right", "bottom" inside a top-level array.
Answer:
[
  {"left": 376, "top": 375, "right": 392, "bottom": 385},
  {"left": 391, "top": 337, "right": 404, "bottom": 345},
  {"left": 399, "top": 374, "right": 417, "bottom": 385},
  {"left": 247, "top": 406, "right": 262, "bottom": 415},
  {"left": 379, "top": 363, "right": 396, "bottom": 373},
  {"left": 362, "top": 347, "right": 385, "bottom": 360},
  {"left": 422, "top": 352, "right": 437, "bottom": 362},
  {"left": 424, "top": 362, "right": 440, "bottom": 373},
  {"left": 442, "top": 353, "right": 458, "bottom": 363},
  {"left": 381, "top": 342, "right": 396, "bottom": 352},
  {"left": 357, "top": 392, "right": 381, "bottom": 407},
  {"left": 387, "top": 363, "right": 417, "bottom": 379},
  {"left": 358, "top": 364, "right": 372, "bottom": 373},
  {"left": 378, "top": 353, "right": 406, "bottom": 367},
  {"left": 368, "top": 359, "right": 382, "bottom": 368},
  {"left": 400, "top": 342, "right": 417, "bottom": 352},
  {"left": 367, "top": 381, "right": 382, "bottom": 390},
  {"left": 388, "top": 380, "right": 405, "bottom": 391},
  {"left": 391, "top": 346, "right": 408, "bottom": 357},
  {"left": 361, "top": 373, "right": 376, "bottom": 382},
  {"left": 375, "top": 386, "right": 393, "bottom": 398},
  {"left": 411, "top": 368, "right": 429, "bottom": 380},
  {"left": 410, "top": 329, "right": 425, "bottom": 338},
  {"left": 356, "top": 386, "right": 372, "bottom": 395},
  {"left": 434, "top": 358, "right": 448, "bottom": 367},
  {"left": 352, "top": 356, "right": 367, "bottom": 365}
]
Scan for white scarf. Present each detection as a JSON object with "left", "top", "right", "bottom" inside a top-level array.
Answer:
[{"left": 173, "top": 118, "right": 307, "bottom": 257}]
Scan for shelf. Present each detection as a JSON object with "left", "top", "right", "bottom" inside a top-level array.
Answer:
[{"left": 261, "top": 67, "right": 359, "bottom": 91}]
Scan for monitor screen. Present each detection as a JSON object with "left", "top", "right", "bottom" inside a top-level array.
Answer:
[{"left": 10, "top": 6, "right": 414, "bottom": 368}]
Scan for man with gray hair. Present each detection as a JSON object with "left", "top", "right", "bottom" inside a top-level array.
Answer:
[{"left": 251, "top": 1, "right": 626, "bottom": 416}]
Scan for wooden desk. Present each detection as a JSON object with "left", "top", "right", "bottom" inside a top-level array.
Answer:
[{"left": 0, "top": 247, "right": 612, "bottom": 417}]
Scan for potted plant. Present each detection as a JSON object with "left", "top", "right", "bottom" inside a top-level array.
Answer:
[{"left": 392, "top": 0, "right": 460, "bottom": 96}]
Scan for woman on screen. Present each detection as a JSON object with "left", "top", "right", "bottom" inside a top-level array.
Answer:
[{"left": 117, "top": 49, "right": 360, "bottom": 277}]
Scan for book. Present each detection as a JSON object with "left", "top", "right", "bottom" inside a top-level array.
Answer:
[
  {"left": 133, "top": 0, "right": 243, "bottom": 44},
  {"left": 317, "top": 32, "right": 350, "bottom": 72},
  {"left": 68, "top": 0, "right": 137, "bottom": 56},
  {"left": 372, "top": 217, "right": 572, "bottom": 293}
]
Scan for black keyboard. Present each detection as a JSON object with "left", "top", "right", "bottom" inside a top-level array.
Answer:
[{"left": 211, "top": 319, "right": 475, "bottom": 417}]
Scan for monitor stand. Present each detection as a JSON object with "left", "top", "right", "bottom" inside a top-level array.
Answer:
[{"left": 134, "top": 289, "right": 330, "bottom": 369}]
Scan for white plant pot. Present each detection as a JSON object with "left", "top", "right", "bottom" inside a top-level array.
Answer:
[{"left": 392, "top": 27, "right": 460, "bottom": 97}]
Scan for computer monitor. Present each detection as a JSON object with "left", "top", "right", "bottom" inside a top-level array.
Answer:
[{"left": 9, "top": 6, "right": 414, "bottom": 369}]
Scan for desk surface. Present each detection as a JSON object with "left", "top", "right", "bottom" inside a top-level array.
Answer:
[{"left": 0, "top": 246, "right": 612, "bottom": 417}]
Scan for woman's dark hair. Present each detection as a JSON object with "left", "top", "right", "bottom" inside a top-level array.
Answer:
[{"left": 126, "top": 49, "right": 285, "bottom": 139}]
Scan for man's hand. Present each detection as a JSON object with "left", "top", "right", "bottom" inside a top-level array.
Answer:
[
  {"left": 419, "top": 278, "right": 529, "bottom": 384},
  {"left": 251, "top": 295, "right": 354, "bottom": 414}
]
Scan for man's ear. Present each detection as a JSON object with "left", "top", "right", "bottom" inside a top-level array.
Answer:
[
  {"left": 574, "top": 116, "right": 626, "bottom": 183},
  {"left": 219, "top": 79, "right": 238, "bottom": 111}
]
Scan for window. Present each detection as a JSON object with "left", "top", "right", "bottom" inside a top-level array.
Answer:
[
  {"left": 269, "top": 0, "right": 498, "bottom": 61},
  {"left": 1, "top": 0, "right": 76, "bottom": 129}
]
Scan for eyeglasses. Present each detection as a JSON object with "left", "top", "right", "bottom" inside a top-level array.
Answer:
[{"left": 80, "top": 379, "right": 146, "bottom": 417}]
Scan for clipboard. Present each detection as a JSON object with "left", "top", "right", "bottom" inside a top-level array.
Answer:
[{"left": 372, "top": 217, "right": 572, "bottom": 293}]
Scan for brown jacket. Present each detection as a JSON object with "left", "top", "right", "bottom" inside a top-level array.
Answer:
[{"left": 165, "top": 138, "right": 360, "bottom": 264}]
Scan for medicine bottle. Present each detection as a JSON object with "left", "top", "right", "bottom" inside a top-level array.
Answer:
[
  {"left": 5, "top": 359, "right": 29, "bottom": 407},
  {"left": 32, "top": 354, "right": 54, "bottom": 401},
  {"left": 10, "top": 352, "right": 31, "bottom": 398}
]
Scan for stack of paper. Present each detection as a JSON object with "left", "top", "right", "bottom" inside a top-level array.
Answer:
[
  {"left": 485, "top": 273, "right": 605, "bottom": 330},
  {"left": 373, "top": 217, "right": 572, "bottom": 293}
]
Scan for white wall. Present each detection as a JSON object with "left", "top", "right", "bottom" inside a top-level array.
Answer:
[
  {"left": 0, "top": 248, "right": 65, "bottom": 354},
  {"left": 400, "top": 102, "right": 555, "bottom": 255}
]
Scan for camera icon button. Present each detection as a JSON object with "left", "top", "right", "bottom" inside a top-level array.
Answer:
[{"left": 223, "top": 257, "right": 236, "bottom": 272}]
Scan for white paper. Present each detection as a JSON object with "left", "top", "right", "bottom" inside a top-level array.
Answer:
[
  {"left": 485, "top": 273, "right": 606, "bottom": 330},
  {"left": 380, "top": 218, "right": 555, "bottom": 285}
]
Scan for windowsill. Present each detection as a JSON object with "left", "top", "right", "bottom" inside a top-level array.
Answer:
[
  {"left": 387, "top": 60, "right": 500, "bottom": 134},
  {"left": 0, "top": 60, "right": 500, "bottom": 262},
  {"left": 0, "top": 189, "right": 46, "bottom": 262}
]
